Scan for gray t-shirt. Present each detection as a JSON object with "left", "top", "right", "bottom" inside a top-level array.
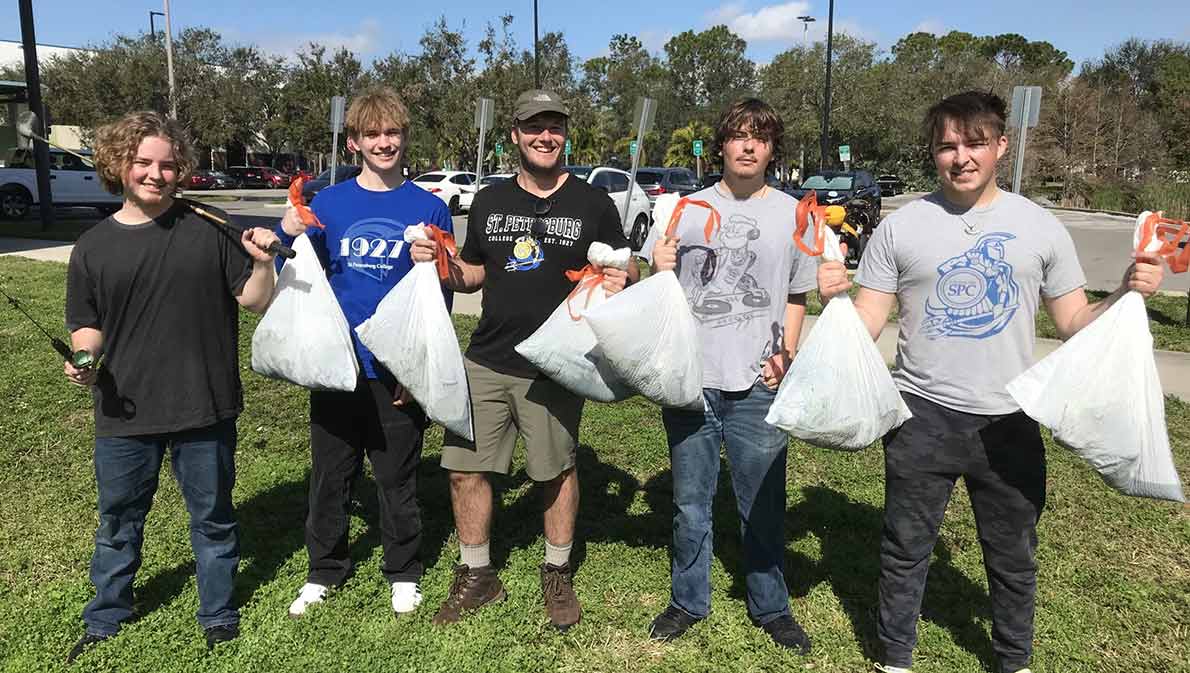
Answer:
[
  {"left": 856, "top": 190, "right": 1086, "bottom": 414},
  {"left": 642, "top": 186, "right": 817, "bottom": 392}
]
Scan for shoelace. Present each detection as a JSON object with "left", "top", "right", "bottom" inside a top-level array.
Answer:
[
  {"left": 543, "top": 568, "right": 571, "bottom": 601},
  {"left": 444, "top": 567, "right": 472, "bottom": 607}
]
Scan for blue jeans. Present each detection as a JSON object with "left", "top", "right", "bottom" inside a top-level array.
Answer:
[
  {"left": 83, "top": 419, "right": 240, "bottom": 636},
  {"left": 661, "top": 381, "right": 791, "bottom": 625}
]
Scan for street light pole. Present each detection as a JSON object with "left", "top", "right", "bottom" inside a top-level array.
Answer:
[
  {"left": 163, "top": 0, "right": 177, "bottom": 119},
  {"left": 533, "top": 0, "right": 540, "bottom": 88},
  {"left": 149, "top": 11, "right": 163, "bottom": 39},
  {"left": 819, "top": 0, "right": 835, "bottom": 170},
  {"left": 797, "top": 15, "right": 814, "bottom": 181}
]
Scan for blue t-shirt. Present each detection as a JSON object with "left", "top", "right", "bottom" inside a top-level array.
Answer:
[{"left": 275, "top": 177, "right": 454, "bottom": 379}]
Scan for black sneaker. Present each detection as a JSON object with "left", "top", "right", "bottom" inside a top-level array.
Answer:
[
  {"left": 648, "top": 605, "right": 703, "bottom": 642},
  {"left": 761, "top": 615, "right": 811, "bottom": 654},
  {"left": 204, "top": 623, "right": 239, "bottom": 650},
  {"left": 66, "top": 633, "right": 111, "bottom": 664}
]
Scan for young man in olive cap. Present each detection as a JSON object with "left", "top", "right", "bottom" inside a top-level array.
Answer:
[{"left": 412, "top": 89, "right": 637, "bottom": 631}]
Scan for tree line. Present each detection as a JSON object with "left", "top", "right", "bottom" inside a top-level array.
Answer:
[{"left": 3, "top": 16, "right": 1188, "bottom": 215}]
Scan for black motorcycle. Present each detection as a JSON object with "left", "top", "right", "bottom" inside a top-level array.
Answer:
[{"left": 832, "top": 194, "right": 876, "bottom": 269}]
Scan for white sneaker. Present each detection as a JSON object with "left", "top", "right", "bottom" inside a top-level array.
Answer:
[
  {"left": 391, "top": 581, "right": 423, "bottom": 614},
  {"left": 1012, "top": 669, "right": 1033, "bottom": 673},
  {"left": 288, "top": 582, "right": 328, "bottom": 617},
  {"left": 874, "top": 665, "right": 913, "bottom": 673}
]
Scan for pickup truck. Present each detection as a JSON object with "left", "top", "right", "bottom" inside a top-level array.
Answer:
[{"left": 0, "top": 147, "right": 122, "bottom": 219}]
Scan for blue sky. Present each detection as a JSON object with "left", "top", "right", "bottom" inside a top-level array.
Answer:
[{"left": 4, "top": 1, "right": 1188, "bottom": 70}]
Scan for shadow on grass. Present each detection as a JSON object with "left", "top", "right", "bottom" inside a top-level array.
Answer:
[{"left": 785, "top": 485, "right": 997, "bottom": 670}]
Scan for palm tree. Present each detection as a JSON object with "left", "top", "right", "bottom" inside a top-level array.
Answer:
[{"left": 664, "top": 121, "right": 713, "bottom": 169}]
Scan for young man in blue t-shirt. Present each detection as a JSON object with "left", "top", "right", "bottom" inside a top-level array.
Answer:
[{"left": 276, "top": 87, "right": 453, "bottom": 618}]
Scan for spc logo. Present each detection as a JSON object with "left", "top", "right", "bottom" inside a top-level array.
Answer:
[
  {"left": 338, "top": 218, "right": 406, "bottom": 280},
  {"left": 922, "top": 233, "right": 1020, "bottom": 339}
]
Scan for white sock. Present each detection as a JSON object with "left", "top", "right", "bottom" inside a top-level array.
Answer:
[
  {"left": 544, "top": 540, "right": 573, "bottom": 567},
  {"left": 459, "top": 540, "right": 490, "bottom": 569}
]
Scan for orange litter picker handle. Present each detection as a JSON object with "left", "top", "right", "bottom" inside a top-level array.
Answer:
[
  {"left": 794, "top": 191, "right": 827, "bottom": 257},
  {"left": 424, "top": 224, "right": 459, "bottom": 281},
  {"left": 288, "top": 177, "right": 325, "bottom": 229},
  {"left": 564, "top": 264, "right": 605, "bottom": 321},
  {"left": 665, "top": 197, "right": 721, "bottom": 243},
  {"left": 1135, "top": 211, "right": 1190, "bottom": 274}
]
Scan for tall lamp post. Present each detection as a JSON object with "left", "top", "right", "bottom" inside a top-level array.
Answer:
[
  {"left": 162, "top": 1, "right": 177, "bottom": 118},
  {"left": 149, "top": 10, "right": 164, "bottom": 38},
  {"left": 819, "top": 0, "right": 835, "bottom": 169},
  {"left": 533, "top": 0, "right": 540, "bottom": 88},
  {"left": 797, "top": 15, "right": 814, "bottom": 181}
]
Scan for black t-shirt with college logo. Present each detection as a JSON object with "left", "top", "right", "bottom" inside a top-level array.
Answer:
[
  {"left": 460, "top": 175, "right": 629, "bottom": 377},
  {"left": 65, "top": 201, "right": 254, "bottom": 437}
]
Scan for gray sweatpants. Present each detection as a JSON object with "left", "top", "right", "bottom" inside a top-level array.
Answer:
[{"left": 878, "top": 392, "right": 1046, "bottom": 673}]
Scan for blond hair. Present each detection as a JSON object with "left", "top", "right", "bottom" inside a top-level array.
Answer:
[
  {"left": 92, "top": 111, "right": 195, "bottom": 195},
  {"left": 345, "top": 87, "right": 411, "bottom": 138}
]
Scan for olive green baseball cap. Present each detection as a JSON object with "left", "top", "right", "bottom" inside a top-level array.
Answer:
[{"left": 513, "top": 89, "right": 570, "bottom": 122}]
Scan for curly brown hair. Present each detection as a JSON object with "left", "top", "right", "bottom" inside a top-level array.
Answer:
[{"left": 93, "top": 111, "right": 196, "bottom": 195}]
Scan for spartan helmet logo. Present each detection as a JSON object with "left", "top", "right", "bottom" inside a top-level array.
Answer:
[{"left": 922, "top": 232, "right": 1021, "bottom": 339}]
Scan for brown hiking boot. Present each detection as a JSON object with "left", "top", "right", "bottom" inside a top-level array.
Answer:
[
  {"left": 541, "top": 562, "right": 581, "bottom": 631},
  {"left": 431, "top": 564, "right": 506, "bottom": 625}
]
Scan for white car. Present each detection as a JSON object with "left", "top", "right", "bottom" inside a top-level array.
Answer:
[
  {"left": 0, "top": 147, "right": 122, "bottom": 218},
  {"left": 564, "top": 166, "right": 653, "bottom": 251},
  {"left": 411, "top": 170, "right": 476, "bottom": 215},
  {"left": 460, "top": 172, "right": 516, "bottom": 211}
]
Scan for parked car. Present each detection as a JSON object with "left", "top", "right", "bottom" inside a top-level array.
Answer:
[
  {"left": 461, "top": 172, "right": 516, "bottom": 211},
  {"left": 634, "top": 166, "right": 701, "bottom": 204},
  {"left": 877, "top": 173, "right": 905, "bottom": 196},
  {"left": 0, "top": 147, "right": 121, "bottom": 218},
  {"left": 261, "top": 167, "right": 290, "bottom": 189},
  {"left": 186, "top": 170, "right": 218, "bottom": 190},
  {"left": 565, "top": 165, "right": 652, "bottom": 251},
  {"left": 412, "top": 170, "right": 477, "bottom": 214},
  {"left": 298, "top": 164, "right": 363, "bottom": 205},
  {"left": 206, "top": 170, "right": 235, "bottom": 189},
  {"left": 789, "top": 170, "right": 882, "bottom": 215},
  {"left": 224, "top": 166, "right": 272, "bottom": 188}
]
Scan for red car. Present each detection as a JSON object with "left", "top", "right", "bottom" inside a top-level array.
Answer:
[
  {"left": 186, "top": 170, "right": 216, "bottom": 190},
  {"left": 261, "top": 167, "right": 290, "bottom": 189}
]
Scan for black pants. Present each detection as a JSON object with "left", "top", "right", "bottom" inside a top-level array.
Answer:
[
  {"left": 878, "top": 392, "right": 1046, "bottom": 673},
  {"left": 306, "top": 373, "right": 426, "bottom": 586}
]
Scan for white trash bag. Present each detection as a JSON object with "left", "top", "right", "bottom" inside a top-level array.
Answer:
[
  {"left": 356, "top": 224, "right": 473, "bottom": 440},
  {"left": 584, "top": 197, "right": 718, "bottom": 408},
  {"left": 251, "top": 233, "right": 359, "bottom": 390},
  {"left": 1006, "top": 214, "right": 1185, "bottom": 502},
  {"left": 515, "top": 242, "right": 634, "bottom": 402},
  {"left": 765, "top": 227, "right": 911, "bottom": 450}
]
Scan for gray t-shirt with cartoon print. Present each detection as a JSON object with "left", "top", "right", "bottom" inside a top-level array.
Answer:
[
  {"left": 642, "top": 186, "right": 817, "bottom": 392},
  {"left": 856, "top": 190, "right": 1086, "bottom": 414}
]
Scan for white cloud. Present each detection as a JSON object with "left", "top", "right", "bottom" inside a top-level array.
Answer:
[
  {"left": 912, "top": 19, "right": 946, "bottom": 35},
  {"left": 251, "top": 19, "right": 384, "bottom": 61},
  {"left": 704, "top": 2, "right": 875, "bottom": 46}
]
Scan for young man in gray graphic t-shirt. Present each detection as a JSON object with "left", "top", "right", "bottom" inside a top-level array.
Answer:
[
  {"left": 818, "top": 91, "right": 1166, "bottom": 673},
  {"left": 641, "top": 99, "right": 816, "bottom": 654}
]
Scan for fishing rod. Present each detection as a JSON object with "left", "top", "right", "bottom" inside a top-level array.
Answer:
[
  {"left": 0, "top": 284, "right": 95, "bottom": 369},
  {"left": 15, "top": 111, "right": 295, "bottom": 260}
]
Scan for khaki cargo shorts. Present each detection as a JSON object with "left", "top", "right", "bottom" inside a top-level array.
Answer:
[{"left": 441, "top": 358, "right": 584, "bottom": 482}]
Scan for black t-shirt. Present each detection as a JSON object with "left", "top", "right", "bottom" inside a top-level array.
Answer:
[
  {"left": 460, "top": 175, "right": 629, "bottom": 377},
  {"left": 65, "top": 201, "right": 254, "bottom": 437}
]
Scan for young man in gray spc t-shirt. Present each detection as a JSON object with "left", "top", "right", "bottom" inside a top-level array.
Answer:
[
  {"left": 817, "top": 91, "right": 1166, "bottom": 673},
  {"left": 642, "top": 98, "right": 816, "bottom": 653}
]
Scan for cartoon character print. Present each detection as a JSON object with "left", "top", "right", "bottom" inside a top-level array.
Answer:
[
  {"left": 675, "top": 213, "right": 771, "bottom": 327},
  {"left": 921, "top": 232, "right": 1021, "bottom": 339},
  {"left": 505, "top": 235, "right": 545, "bottom": 272}
]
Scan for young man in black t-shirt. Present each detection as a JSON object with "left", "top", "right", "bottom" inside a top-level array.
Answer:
[
  {"left": 411, "top": 89, "right": 638, "bottom": 631},
  {"left": 62, "top": 111, "right": 280, "bottom": 662}
]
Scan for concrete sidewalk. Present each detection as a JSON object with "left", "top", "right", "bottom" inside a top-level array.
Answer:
[{"left": 3, "top": 236, "right": 1188, "bottom": 401}]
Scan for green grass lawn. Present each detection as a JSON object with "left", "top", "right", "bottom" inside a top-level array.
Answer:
[{"left": 0, "top": 255, "right": 1187, "bottom": 673}]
